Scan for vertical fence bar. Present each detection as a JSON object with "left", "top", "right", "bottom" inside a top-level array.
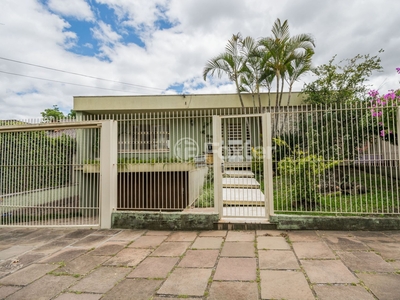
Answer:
[
  {"left": 263, "top": 113, "right": 274, "bottom": 219},
  {"left": 213, "top": 115, "right": 222, "bottom": 216},
  {"left": 100, "top": 120, "right": 118, "bottom": 229}
]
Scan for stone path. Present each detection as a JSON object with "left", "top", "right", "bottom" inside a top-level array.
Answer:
[{"left": 0, "top": 228, "right": 399, "bottom": 299}]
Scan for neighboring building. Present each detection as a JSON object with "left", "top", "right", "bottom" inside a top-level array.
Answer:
[{"left": 73, "top": 92, "right": 304, "bottom": 211}]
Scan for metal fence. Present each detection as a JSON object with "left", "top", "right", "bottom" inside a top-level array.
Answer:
[
  {"left": 83, "top": 109, "right": 244, "bottom": 212},
  {"left": 0, "top": 120, "right": 101, "bottom": 226},
  {"left": 1, "top": 104, "right": 398, "bottom": 227},
  {"left": 272, "top": 104, "right": 400, "bottom": 216}
]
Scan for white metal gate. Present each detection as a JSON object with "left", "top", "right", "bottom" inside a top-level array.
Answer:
[
  {"left": 0, "top": 120, "right": 117, "bottom": 228},
  {"left": 212, "top": 113, "right": 274, "bottom": 220}
]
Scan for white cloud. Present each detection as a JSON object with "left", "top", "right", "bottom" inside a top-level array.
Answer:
[
  {"left": 95, "top": 0, "right": 169, "bottom": 33},
  {"left": 47, "top": 0, "right": 94, "bottom": 21},
  {"left": 91, "top": 21, "right": 121, "bottom": 45}
]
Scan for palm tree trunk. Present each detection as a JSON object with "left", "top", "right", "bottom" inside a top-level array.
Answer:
[{"left": 280, "top": 83, "right": 293, "bottom": 133}]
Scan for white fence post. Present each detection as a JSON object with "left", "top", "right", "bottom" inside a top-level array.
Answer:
[
  {"left": 213, "top": 115, "right": 223, "bottom": 217},
  {"left": 100, "top": 120, "right": 118, "bottom": 229},
  {"left": 262, "top": 112, "right": 274, "bottom": 219}
]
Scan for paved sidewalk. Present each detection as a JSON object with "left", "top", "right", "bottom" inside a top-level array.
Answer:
[{"left": 0, "top": 228, "right": 399, "bottom": 299}]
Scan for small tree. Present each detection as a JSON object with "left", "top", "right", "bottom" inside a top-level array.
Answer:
[
  {"left": 302, "top": 52, "right": 383, "bottom": 104},
  {"left": 41, "top": 105, "right": 65, "bottom": 121}
]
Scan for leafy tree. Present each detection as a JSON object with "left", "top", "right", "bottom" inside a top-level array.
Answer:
[
  {"left": 41, "top": 105, "right": 65, "bottom": 121},
  {"left": 41, "top": 105, "right": 76, "bottom": 121},
  {"left": 302, "top": 52, "right": 383, "bottom": 104},
  {"left": 68, "top": 110, "right": 76, "bottom": 118}
]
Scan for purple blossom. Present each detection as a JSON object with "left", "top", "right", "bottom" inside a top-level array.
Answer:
[
  {"left": 384, "top": 92, "right": 396, "bottom": 100},
  {"left": 368, "top": 90, "right": 379, "bottom": 98},
  {"left": 380, "top": 130, "right": 385, "bottom": 137}
]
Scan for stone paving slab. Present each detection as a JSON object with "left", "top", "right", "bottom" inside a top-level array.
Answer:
[
  {"left": 260, "top": 270, "right": 314, "bottom": 300},
  {"left": 0, "top": 245, "right": 34, "bottom": 260},
  {"left": 89, "top": 241, "right": 127, "bottom": 256},
  {"left": 357, "top": 273, "right": 400, "bottom": 300},
  {"left": 63, "top": 229, "right": 93, "bottom": 239},
  {"left": 292, "top": 241, "right": 336, "bottom": 259},
  {"left": 0, "top": 285, "right": 21, "bottom": 299},
  {"left": 313, "top": 284, "right": 375, "bottom": 300},
  {"left": 257, "top": 236, "right": 290, "bottom": 250},
  {"left": 70, "top": 234, "right": 110, "bottom": 249},
  {"left": 70, "top": 266, "right": 131, "bottom": 294},
  {"left": 7, "top": 274, "right": 78, "bottom": 300},
  {"left": 145, "top": 230, "right": 172, "bottom": 236},
  {"left": 128, "top": 257, "right": 179, "bottom": 278},
  {"left": 109, "top": 230, "right": 145, "bottom": 241},
  {"left": 208, "top": 281, "right": 258, "bottom": 300},
  {"left": 0, "top": 252, "right": 44, "bottom": 274},
  {"left": 322, "top": 235, "right": 369, "bottom": 250},
  {"left": 103, "top": 248, "right": 152, "bottom": 267},
  {"left": 55, "top": 293, "right": 102, "bottom": 300},
  {"left": 220, "top": 241, "right": 255, "bottom": 257},
  {"left": 178, "top": 250, "right": 219, "bottom": 268},
  {"left": 157, "top": 268, "right": 212, "bottom": 297},
  {"left": 0, "top": 263, "right": 57, "bottom": 285},
  {"left": 225, "top": 230, "right": 255, "bottom": 241},
  {"left": 102, "top": 278, "right": 162, "bottom": 300},
  {"left": 364, "top": 242, "right": 400, "bottom": 259},
  {"left": 288, "top": 230, "right": 321, "bottom": 241},
  {"left": 31, "top": 239, "right": 77, "bottom": 255},
  {"left": 191, "top": 237, "right": 223, "bottom": 249},
  {"left": 259, "top": 250, "right": 300, "bottom": 269},
  {"left": 39, "top": 248, "right": 88, "bottom": 264},
  {"left": 301, "top": 260, "right": 358, "bottom": 283},
  {"left": 214, "top": 257, "right": 257, "bottom": 281},
  {"left": 166, "top": 231, "right": 198, "bottom": 242},
  {"left": 337, "top": 250, "right": 395, "bottom": 272},
  {"left": 150, "top": 242, "right": 191, "bottom": 257},
  {"left": 256, "top": 229, "right": 285, "bottom": 236},
  {"left": 58, "top": 254, "right": 109, "bottom": 275},
  {"left": 199, "top": 230, "right": 227, "bottom": 237},
  {"left": 129, "top": 235, "right": 167, "bottom": 248},
  {"left": 385, "top": 231, "right": 400, "bottom": 241}
]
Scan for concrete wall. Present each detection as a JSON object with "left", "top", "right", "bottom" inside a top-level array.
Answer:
[{"left": 74, "top": 92, "right": 305, "bottom": 114}]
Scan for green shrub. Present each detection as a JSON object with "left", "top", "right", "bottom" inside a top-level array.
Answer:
[{"left": 277, "top": 148, "right": 339, "bottom": 208}]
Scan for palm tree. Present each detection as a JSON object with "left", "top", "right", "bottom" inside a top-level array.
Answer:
[
  {"left": 285, "top": 48, "right": 314, "bottom": 108},
  {"left": 259, "top": 18, "right": 315, "bottom": 134},
  {"left": 203, "top": 33, "right": 247, "bottom": 113},
  {"left": 279, "top": 48, "right": 314, "bottom": 132},
  {"left": 239, "top": 36, "right": 264, "bottom": 112}
]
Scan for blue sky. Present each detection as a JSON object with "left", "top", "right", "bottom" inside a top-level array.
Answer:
[{"left": 0, "top": 0, "right": 399, "bottom": 119}]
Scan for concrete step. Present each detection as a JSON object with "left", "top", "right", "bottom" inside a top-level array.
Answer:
[
  {"left": 223, "top": 170, "right": 254, "bottom": 178},
  {"left": 214, "top": 218, "right": 277, "bottom": 230},
  {"left": 222, "top": 188, "right": 265, "bottom": 205},
  {"left": 224, "top": 162, "right": 251, "bottom": 170},
  {"left": 222, "top": 178, "right": 260, "bottom": 188}
]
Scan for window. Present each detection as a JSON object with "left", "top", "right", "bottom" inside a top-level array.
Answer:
[{"left": 118, "top": 123, "right": 169, "bottom": 152}]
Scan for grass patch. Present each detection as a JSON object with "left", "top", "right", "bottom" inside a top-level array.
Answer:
[{"left": 273, "top": 167, "right": 400, "bottom": 215}]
